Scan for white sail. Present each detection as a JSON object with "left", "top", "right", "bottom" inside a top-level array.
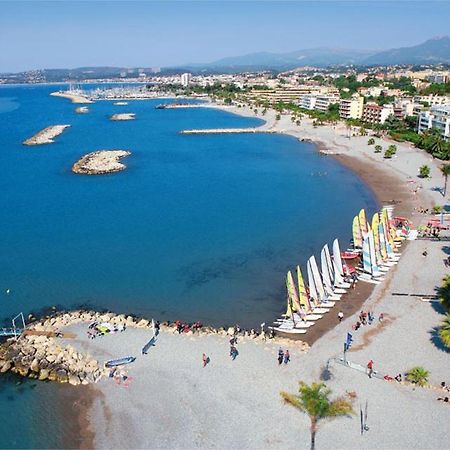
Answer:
[
  {"left": 332, "top": 239, "right": 345, "bottom": 284},
  {"left": 309, "top": 255, "right": 325, "bottom": 301},
  {"left": 321, "top": 246, "right": 334, "bottom": 295},
  {"left": 362, "top": 232, "right": 372, "bottom": 274},
  {"left": 307, "top": 258, "right": 320, "bottom": 306}
]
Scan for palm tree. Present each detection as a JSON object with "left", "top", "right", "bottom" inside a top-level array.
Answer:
[
  {"left": 440, "top": 164, "right": 450, "bottom": 197},
  {"left": 439, "top": 314, "right": 450, "bottom": 348},
  {"left": 437, "top": 274, "right": 450, "bottom": 312},
  {"left": 406, "top": 367, "right": 429, "bottom": 387},
  {"left": 281, "top": 381, "right": 354, "bottom": 450}
]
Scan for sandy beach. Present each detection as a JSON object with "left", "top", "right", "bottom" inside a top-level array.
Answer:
[
  {"left": 63, "top": 229, "right": 450, "bottom": 450},
  {"left": 55, "top": 101, "right": 449, "bottom": 449}
]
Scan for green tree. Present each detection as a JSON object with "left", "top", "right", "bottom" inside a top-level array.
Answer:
[
  {"left": 374, "top": 145, "right": 382, "bottom": 153},
  {"left": 437, "top": 275, "right": 450, "bottom": 312},
  {"left": 419, "top": 165, "right": 430, "bottom": 178},
  {"left": 275, "top": 113, "right": 281, "bottom": 121},
  {"left": 440, "top": 164, "right": 450, "bottom": 197},
  {"left": 281, "top": 381, "right": 354, "bottom": 450},
  {"left": 368, "top": 138, "right": 375, "bottom": 145},
  {"left": 406, "top": 367, "right": 429, "bottom": 387},
  {"left": 439, "top": 314, "right": 450, "bottom": 348}
]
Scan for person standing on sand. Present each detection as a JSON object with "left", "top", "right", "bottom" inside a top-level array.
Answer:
[
  {"left": 284, "top": 350, "right": 290, "bottom": 365},
  {"left": 278, "top": 348, "right": 284, "bottom": 365},
  {"left": 367, "top": 360, "right": 374, "bottom": 378},
  {"left": 202, "top": 353, "right": 208, "bottom": 368},
  {"left": 338, "top": 311, "right": 344, "bottom": 322},
  {"left": 379, "top": 313, "right": 384, "bottom": 323}
]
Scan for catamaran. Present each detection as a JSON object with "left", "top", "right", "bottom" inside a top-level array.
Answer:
[
  {"left": 321, "top": 244, "right": 348, "bottom": 296},
  {"left": 307, "top": 255, "right": 339, "bottom": 305}
]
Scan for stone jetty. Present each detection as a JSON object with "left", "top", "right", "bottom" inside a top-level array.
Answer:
[
  {"left": 180, "top": 128, "right": 276, "bottom": 135},
  {"left": 23, "top": 125, "right": 70, "bottom": 145},
  {"left": 51, "top": 91, "right": 92, "bottom": 104},
  {"left": 110, "top": 113, "right": 135, "bottom": 121},
  {"left": 72, "top": 150, "right": 131, "bottom": 175}
]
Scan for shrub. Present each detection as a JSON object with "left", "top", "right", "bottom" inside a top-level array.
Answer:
[
  {"left": 275, "top": 114, "right": 281, "bottom": 121},
  {"left": 384, "top": 148, "right": 396, "bottom": 158},
  {"left": 433, "top": 205, "right": 443, "bottom": 214},
  {"left": 419, "top": 165, "right": 430, "bottom": 178},
  {"left": 406, "top": 367, "right": 429, "bottom": 386},
  {"left": 368, "top": 138, "right": 375, "bottom": 145},
  {"left": 374, "top": 145, "right": 382, "bottom": 153}
]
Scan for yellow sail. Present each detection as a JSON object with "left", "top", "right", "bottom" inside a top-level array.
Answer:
[
  {"left": 372, "top": 213, "right": 381, "bottom": 262},
  {"left": 359, "top": 209, "right": 368, "bottom": 234},
  {"left": 296, "top": 265, "right": 310, "bottom": 312},
  {"left": 352, "top": 216, "right": 362, "bottom": 248},
  {"left": 286, "top": 271, "right": 300, "bottom": 316}
]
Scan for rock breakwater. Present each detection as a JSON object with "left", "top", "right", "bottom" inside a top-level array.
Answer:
[
  {"left": 110, "top": 113, "right": 135, "bottom": 121},
  {"left": 72, "top": 150, "right": 131, "bottom": 175},
  {"left": 23, "top": 125, "right": 70, "bottom": 145}
]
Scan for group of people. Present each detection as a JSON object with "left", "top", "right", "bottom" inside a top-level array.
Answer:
[
  {"left": 352, "top": 310, "right": 381, "bottom": 331},
  {"left": 277, "top": 348, "right": 290, "bottom": 365},
  {"left": 174, "top": 320, "right": 203, "bottom": 334}
]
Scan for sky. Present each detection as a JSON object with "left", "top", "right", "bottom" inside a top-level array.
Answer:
[{"left": 0, "top": 0, "right": 449, "bottom": 72}]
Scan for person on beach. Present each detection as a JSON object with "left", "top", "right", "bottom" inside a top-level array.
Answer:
[
  {"left": 338, "top": 311, "right": 344, "bottom": 322},
  {"left": 368, "top": 312, "right": 374, "bottom": 324},
  {"left": 284, "top": 350, "right": 290, "bottom": 365},
  {"left": 379, "top": 313, "right": 384, "bottom": 323},
  {"left": 395, "top": 373, "right": 402, "bottom": 382},
  {"left": 278, "top": 348, "right": 284, "bottom": 365},
  {"left": 367, "top": 360, "right": 374, "bottom": 378},
  {"left": 202, "top": 353, "right": 209, "bottom": 368},
  {"left": 230, "top": 345, "right": 238, "bottom": 360}
]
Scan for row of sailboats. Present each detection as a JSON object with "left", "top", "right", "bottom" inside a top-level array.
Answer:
[{"left": 272, "top": 207, "right": 411, "bottom": 335}]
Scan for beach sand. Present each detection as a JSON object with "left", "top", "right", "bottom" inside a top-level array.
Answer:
[
  {"left": 63, "top": 102, "right": 449, "bottom": 448},
  {"left": 65, "top": 232, "right": 450, "bottom": 449}
]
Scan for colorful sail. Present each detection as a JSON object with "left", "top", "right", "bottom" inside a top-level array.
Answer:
[
  {"left": 378, "top": 223, "right": 388, "bottom": 260},
  {"left": 371, "top": 213, "right": 382, "bottom": 264},
  {"left": 359, "top": 209, "right": 368, "bottom": 234},
  {"left": 368, "top": 231, "right": 382, "bottom": 277},
  {"left": 362, "top": 232, "right": 372, "bottom": 274},
  {"left": 286, "top": 271, "right": 301, "bottom": 313},
  {"left": 296, "top": 265, "right": 311, "bottom": 312},
  {"left": 352, "top": 216, "right": 362, "bottom": 248}
]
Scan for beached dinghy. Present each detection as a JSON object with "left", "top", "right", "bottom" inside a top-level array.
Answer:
[
  {"left": 269, "top": 326, "right": 307, "bottom": 335},
  {"left": 295, "top": 265, "right": 327, "bottom": 316},
  {"left": 105, "top": 356, "right": 136, "bottom": 368},
  {"left": 321, "top": 245, "right": 347, "bottom": 295},
  {"left": 358, "top": 232, "right": 384, "bottom": 284}
]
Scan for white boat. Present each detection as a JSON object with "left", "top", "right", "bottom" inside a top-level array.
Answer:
[
  {"left": 309, "top": 255, "right": 341, "bottom": 303},
  {"left": 321, "top": 244, "right": 347, "bottom": 295},
  {"left": 332, "top": 239, "right": 352, "bottom": 288}
]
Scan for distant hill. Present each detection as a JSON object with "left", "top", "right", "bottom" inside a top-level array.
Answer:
[
  {"left": 362, "top": 36, "right": 450, "bottom": 65},
  {"left": 181, "top": 36, "right": 450, "bottom": 71}
]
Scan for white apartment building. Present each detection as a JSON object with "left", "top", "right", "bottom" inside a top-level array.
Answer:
[
  {"left": 339, "top": 95, "right": 364, "bottom": 120},
  {"left": 181, "top": 73, "right": 192, "bottom": 87},
  {"left": 414, "top": 95, "right": 450, "bottom": 107},
  {"left": 299, "top": 94, "right": 340, "bottom": 112},
  {"left": 417, "top": 105, "right": 450, "bottom": 140},
  {"left": 393, "top": 99, "right": 415, "bottom": 118}
]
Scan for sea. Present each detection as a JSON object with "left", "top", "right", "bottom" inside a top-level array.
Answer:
[{"left": 0, "top": 83, "right": 378, "bottom": 447}]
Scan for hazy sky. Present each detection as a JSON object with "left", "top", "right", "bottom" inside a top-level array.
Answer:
[{"left": 1, "top": 1, "right": 449, "bottom": 72}]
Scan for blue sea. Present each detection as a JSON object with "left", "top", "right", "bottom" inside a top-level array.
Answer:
[{"left": 0, "top": 83, "right": 377, "bottom": 447}]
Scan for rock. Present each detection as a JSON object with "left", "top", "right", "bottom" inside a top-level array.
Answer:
[
  {"left": 226, "top": 327, "right": 235, "bottom": 336},
  {"left": 56, "top": 369, "right": 68, "bottom": 383},
  {"left": 136, "top": 319, "right": 149, "bottom": 328},
  {"left": 68, "top": 375, "right": 81, "bottom": 386},
  {"left": 30, "top": 358, "right": 40, "bottom": 372},
  {"left": 48, "top": 370, "right": 57, "bottom": 381},
  {"left": 38, "top": 369, "right": 50, "bottom": 381},
  {"left": 0, "top": 361, "right": 11, "bottom": 373},
  {"left": 46, "top": 354, "right": 56, "bottom": 363}
]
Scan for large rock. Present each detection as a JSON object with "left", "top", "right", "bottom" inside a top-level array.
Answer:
[
  {"left": 56, "top": 369, "right": 68, "bottom": 383},
  {"left": 136, "top": 319, "right": 149, "bottom": 328},
  {"left": 68, "top": 375, "right": 81, "bottom": 386},
  {"left": 30, "top": 358, "right": 40, "bottom": 372},
  {"left": 48, "top": 370, "right": 58, "bottom": 382},
  {"left": 46, "top": 354, "right": 56, "bottom": 363},
  {"left": 38, "top": 369, "right": 50, "bottom": 381},
  {"left": 0, "top": 361, "right": 11, "bottom": 373}
]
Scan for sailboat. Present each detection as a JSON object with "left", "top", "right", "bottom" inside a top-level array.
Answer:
[
  {"left": 352, "top": 216, "right": 363, "bottom": 249},
  {"left": 357, "top": 232, "right": 384, "bottom": 283},
  {"left": 332, "top": 239, "right": 352, "bottom": 288},
  {"left": 321, "top": 245, "right": 347, "bottom": 296},
  {"left": 308, "top": 256, "right": 339, "bottom": 305},
  {"left": 359, "top": 209, "right": 368, "bottom": 235},
  {"left": 296, "top": 265, "right": 326, "bottom": 317}
]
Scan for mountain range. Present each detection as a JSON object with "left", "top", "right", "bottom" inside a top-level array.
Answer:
[{"left": 184, "top": 36, "right": 450, "bottom": 71}]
